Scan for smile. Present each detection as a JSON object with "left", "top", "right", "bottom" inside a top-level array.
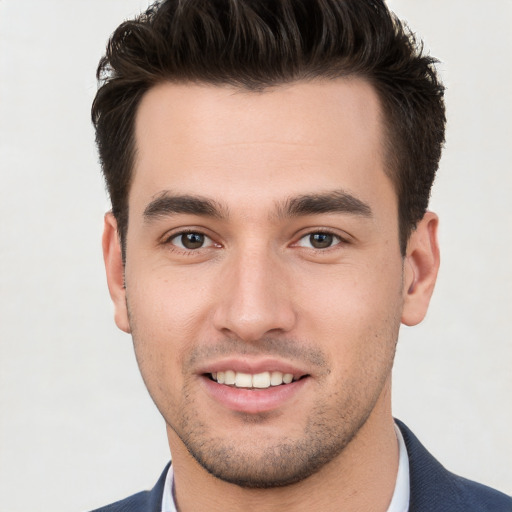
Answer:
[
  {"left": 210, "top": 370, "right": 298, "bottom": 389},
  {"left": 201, "top": 365, "right": 310, "bottom": 413}
]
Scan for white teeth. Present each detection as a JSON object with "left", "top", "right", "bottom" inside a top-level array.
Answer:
[
  {"left": 235, "top": 372, "right": 252, "bottom": 388},
  {"left": 224, "top": 370, "right": 236, "bottom": 385},
  {"left": 252, "top": 371, "right": 271, "bottom": 388},
  {"left": 212, "top": 370, "right": 296, "bottom": 388},
  {"left": 270, "top": 371, "right": 284, "bottom": 386}
]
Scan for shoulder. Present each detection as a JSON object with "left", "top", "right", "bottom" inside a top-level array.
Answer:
[
  {"left": 395, "top": 419, "right": 512, "bottom": 512},
  {"left": 449, "top": 474, "right": 512, "bottom": 511},
  {"left": 88, "top": 462, "right": 171, "bottom": 512}
]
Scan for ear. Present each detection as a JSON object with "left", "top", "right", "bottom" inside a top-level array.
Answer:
[
  {"left": 102, "top": 212, "right": 131, "bottom": 333},
  {"left": 401, "top": 212, "right": 440, "bottom": 326}
]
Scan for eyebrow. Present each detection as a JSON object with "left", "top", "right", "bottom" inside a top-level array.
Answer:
[
  {"left": 143, "top": 188, "right": 372, "bottom": 223},
  {"left": 278, "top": 190, "right": 372, "bottom": 219},
  {"left": 143, "top": 192, "right": 228, "bottom": 221}
]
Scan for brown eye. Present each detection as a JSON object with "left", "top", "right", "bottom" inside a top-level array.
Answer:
[
  {"left": 296, "top": 232, "right": 341, "bottom": 249},
  {"left": 181, "top": 233, "right": 204, "bottom": 249},
  {"left": 171, "top": 232, "right": 212, "bottom": 250},
  {"left": 309, "top": 233, "right": 333, "bottom": 248}
]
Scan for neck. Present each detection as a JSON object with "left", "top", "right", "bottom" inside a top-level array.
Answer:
[{"left": 169, "top": 382, "right": 398, "bottom": 512}]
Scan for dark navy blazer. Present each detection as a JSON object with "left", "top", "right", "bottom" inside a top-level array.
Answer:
[{"left": 90, "top": 420, "right": 512, "bottom": 511}]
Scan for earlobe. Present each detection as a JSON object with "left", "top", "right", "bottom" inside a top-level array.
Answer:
[
  {"left": 401, "top": 212, "right": 440, "bottom": 326},
  {"left": 102, "top": 213, "right": 131, "bottom": 333}
]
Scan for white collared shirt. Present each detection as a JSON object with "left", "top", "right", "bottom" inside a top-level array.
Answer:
[
  {"left": 387, "top": 423, "right": 410, "bottom": 512},
  {"left": 161, "top": 424, "right": 410, "bottom": 512}
]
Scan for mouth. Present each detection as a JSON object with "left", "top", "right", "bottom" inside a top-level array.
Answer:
[
  {"left": 207, "top": 370, "right": 306, "bottom": 389},
  {"left": 200, "top": 365, "right": 310, "bottom": 413}
]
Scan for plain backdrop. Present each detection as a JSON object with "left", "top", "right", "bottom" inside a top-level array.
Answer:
[{"left": 0, "top": 1, "right": 511, "bottom": 511}]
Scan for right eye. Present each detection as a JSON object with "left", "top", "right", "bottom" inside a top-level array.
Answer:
[{"left": 168, "top": 232, "right": 215, "bottom": 250}]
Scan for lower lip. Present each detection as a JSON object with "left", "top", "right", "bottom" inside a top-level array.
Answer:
[{"left": 200, "top": 375, "right": 309, "bottom": 414}]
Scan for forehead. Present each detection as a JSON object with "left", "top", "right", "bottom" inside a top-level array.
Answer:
[{"left": 131, "top": 78, "right": 391, "bottom": 214}]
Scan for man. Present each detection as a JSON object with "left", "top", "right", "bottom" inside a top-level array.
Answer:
[{"left": 90, "top": 0, "right": 511, "bottom": 511}]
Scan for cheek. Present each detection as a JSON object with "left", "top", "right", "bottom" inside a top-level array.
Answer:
[
  {"left": 295, "top": 259, "right": 404, "bottom": 359},
  {"left": 124, "top": 267, "right": 215, "bottom": 383},
  {"left": 128, "top": 263, "right": 212, "bottom": 328}
]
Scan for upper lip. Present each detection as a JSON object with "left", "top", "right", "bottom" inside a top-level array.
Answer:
[{"left": 196, "top": 357, "right": 310, "bottom": 380}]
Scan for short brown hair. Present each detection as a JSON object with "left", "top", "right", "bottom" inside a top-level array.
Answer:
[{"left": 92, "top": 0, "right": 445, "bottom": 255}]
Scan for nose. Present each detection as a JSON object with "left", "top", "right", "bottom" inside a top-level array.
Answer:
[{"left": 212, "top": 246, "right": 297, "bottom": 342}]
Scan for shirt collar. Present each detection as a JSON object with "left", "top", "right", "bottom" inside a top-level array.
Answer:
[{"left": 387, "top": 422, "right": 411, "bottom": 512}]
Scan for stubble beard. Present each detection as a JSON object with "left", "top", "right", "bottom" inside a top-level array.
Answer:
[
  {"left": 128, "top": 304, "right": 401, "bottom": 489},
  {"left": 168, "top": 387, "right": 376, "bottom": 489},
  {"left": 169, "top": 329, "right": 398, "bottom": 488}
]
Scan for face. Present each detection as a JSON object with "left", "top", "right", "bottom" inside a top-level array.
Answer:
[{"left": 104, "top": 79, "right": 438, "bottom": 487}]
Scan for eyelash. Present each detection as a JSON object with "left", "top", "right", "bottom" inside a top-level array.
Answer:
[
  {"left": 294, "top": 230, "right": 346, "bottom": 251},
  {"left": 163, "top": 228, "right": 348, "bottom": 254},
  {"left": 163, "top": 230, "right": 218, "bottom": 253}
]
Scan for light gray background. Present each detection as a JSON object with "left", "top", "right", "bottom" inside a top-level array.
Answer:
[{"left": 0, "top": 1, "right": 511, "bottom": 511}]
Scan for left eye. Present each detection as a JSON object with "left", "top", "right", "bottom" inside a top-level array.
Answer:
[
  {"left": 296, "top": 232, "right": 342, "bottom": 249},
  {"left": 169, "top": 232, "right": 214, "bottom": 250}
]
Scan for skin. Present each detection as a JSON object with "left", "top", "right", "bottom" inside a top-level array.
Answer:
[{"left": 103, "top": 78, "right": 439, "bottom": 511}]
